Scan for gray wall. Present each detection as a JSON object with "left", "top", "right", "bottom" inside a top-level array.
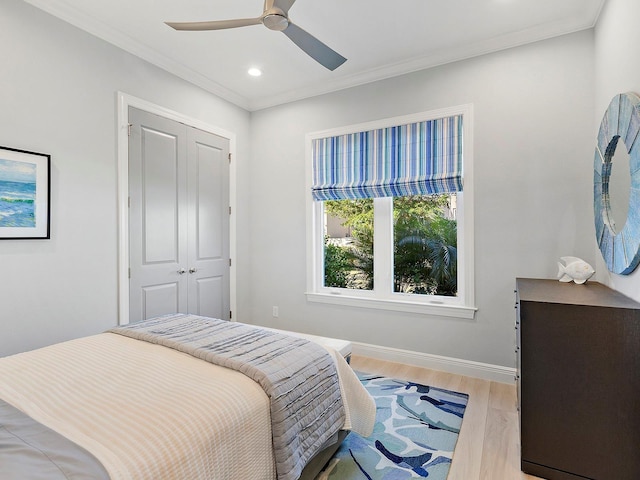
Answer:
[
  {"left": 0, "top": 0, "right": 251, "bottom": 356},
  {"left": 1, "top": 0, "right": 601, "bottom": 370},
  {"left": 248, "top": 31, "right": 595, "bottom": 368},
  {"left": 593, "top": 0, "right": 640, "bottom": 300}
]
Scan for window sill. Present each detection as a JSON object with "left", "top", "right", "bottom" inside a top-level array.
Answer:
[{"left": 305, "top": 292, "right": 477, "bottom": 319}]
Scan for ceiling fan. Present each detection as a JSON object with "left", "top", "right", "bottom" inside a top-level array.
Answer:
[{"left": 165, "top": 0, "right": 347, "bottom": 71}]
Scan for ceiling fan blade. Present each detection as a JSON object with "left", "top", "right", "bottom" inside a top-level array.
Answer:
[
  {"left": 166, "top": 17, "right": 261, "bottom": 31},
  {"left": 282, "top": 22, "right": 347, "bottom": 71},
  {"left": 273, "top": 0, "right": 297, "bottom": 15}
]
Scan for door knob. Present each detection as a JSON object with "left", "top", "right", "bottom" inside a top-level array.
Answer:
[
  {"left": 189, "top": 267, "right": 197, "bottom": 274},
  {"left": 177, "top": 268, "right": 186, "bottom": 275}
]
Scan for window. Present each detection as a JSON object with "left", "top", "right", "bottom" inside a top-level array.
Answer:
[
  {"left": 306, "top": 106, "right": 475, "bottom": 319},
  {"left": 393, "top": 194, "right": 457, "bottom": 296},
  {"left": 324, "top": 198, "right": 374, "bottom": 291}
]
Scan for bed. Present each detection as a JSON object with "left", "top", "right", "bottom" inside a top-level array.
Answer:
[{"left": 0, "top": 314, "right": 376, "bottom": 480}]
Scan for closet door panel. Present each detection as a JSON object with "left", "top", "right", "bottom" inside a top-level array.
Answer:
[
  {"left": 142, "top": 127, "right": 180, "bottom": 263},
  {"left": 187, "top": 128, "right": 230, "bottom": 320},
  {"left": 143, "top": 283, "right": 179, "bottom": 319},
  {"left": 194, "top": 141, "right": 223, "bottom": 260},
  {"left": 129, "top": 107, "right": 188, "bottom": 322},
  {"left": 195, "top": 276, "right": 224, "bottom": 320}
]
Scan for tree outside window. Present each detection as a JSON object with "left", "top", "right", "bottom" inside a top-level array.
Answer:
[{"left": 323, "top": 194, "right": 457, "bottom": 297}]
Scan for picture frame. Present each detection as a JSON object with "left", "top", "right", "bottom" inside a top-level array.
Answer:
[{"left": 0, "top": 146, "right": 51, "bottom": 239}]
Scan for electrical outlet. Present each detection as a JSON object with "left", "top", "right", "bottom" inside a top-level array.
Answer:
[{"left": 272, "top": 306, "right": 279, "bottom": 318}]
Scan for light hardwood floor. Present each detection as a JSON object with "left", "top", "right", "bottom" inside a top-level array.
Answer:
[{"left": 350, "top": 355, "right": 543, "bottom": 480}]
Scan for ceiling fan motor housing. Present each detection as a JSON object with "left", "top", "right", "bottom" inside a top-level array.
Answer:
[{"left": 262, "top": 12, "right": 289, "bottom": 31}]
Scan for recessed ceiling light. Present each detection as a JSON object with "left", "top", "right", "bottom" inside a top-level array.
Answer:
[{"left": 248, "top": 68, "right": 262, "bottom": 77}]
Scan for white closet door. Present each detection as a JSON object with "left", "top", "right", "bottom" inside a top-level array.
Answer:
[
  {"left": 186, "top": 127, "right": 230, "bottom": 319},
  {"left": 128, "top": 107, "right": 230, "bottom": 322}
]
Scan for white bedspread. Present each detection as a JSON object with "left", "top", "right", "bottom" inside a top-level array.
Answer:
[{"left": 0, "top": 332, "right": 375, "bottom": 480}]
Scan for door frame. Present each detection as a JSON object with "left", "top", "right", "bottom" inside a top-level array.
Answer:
[{"left": 116, "top": 92, "right": 237, "bottom": 325}]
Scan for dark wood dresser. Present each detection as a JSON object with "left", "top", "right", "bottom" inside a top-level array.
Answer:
[{"left": 515, "top": 278, "right": 640, "bottom": 480}]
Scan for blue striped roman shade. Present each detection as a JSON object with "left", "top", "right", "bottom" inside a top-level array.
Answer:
[{"left": 311, "top": 115, "right": 463, "bottom": 201}]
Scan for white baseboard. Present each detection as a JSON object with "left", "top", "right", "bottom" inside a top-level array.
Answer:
[{"left": 351, "top": 342, "right": 516, "bottom": 384}]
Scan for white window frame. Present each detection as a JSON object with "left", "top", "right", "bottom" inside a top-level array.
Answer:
[{"left": 305, "top": 104, "right": 476, "bottom": 319}]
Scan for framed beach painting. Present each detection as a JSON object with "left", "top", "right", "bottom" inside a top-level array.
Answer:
[{"left": 0, "top": 146, "right": 50, "bottom": 239}]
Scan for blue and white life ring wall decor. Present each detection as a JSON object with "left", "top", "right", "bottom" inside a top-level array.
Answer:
[{"left": 594, "top": 92, "right": 640, "bottom": 274}]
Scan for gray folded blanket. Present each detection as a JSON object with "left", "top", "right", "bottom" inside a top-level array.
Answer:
[{"left": 110, "top": 314, "right": 345, "bottom": 480}]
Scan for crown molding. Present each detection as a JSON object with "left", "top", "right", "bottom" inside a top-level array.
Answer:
[
  {"left": 248, "top": 18, "right": 599, "bottom": 111},
  {"left": 23, "top": 0, "right": 250, "bottom": 110},
  {"left": 24, "top": 0, "right": 604, "bottom": 113}
]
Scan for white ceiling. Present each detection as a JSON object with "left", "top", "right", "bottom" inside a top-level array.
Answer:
[{"left": 24, "top": 0, "right": 605, "bottom": 111}]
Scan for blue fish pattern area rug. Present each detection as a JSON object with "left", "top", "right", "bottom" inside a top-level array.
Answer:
[{"left": 319, "top": 373, "right": 469, "bottom": 479}]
